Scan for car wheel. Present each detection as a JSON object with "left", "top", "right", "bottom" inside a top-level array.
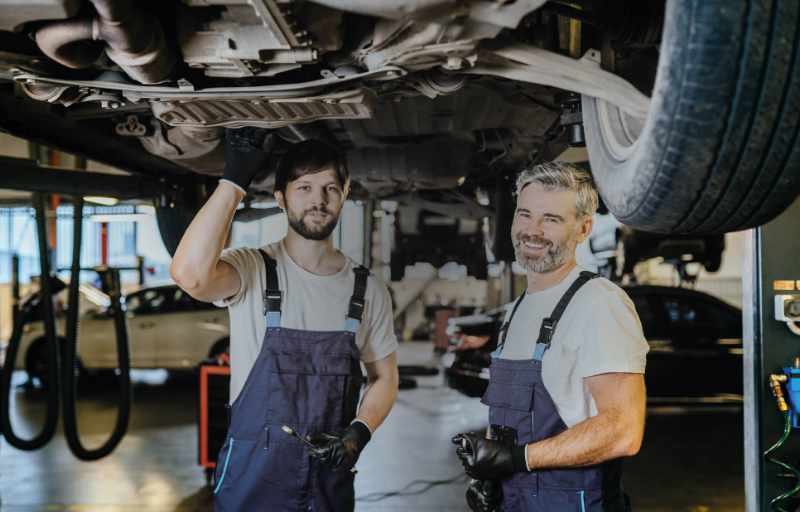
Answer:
[
  {"left": 490, "top": 175, "right": 516, "bottom": 262},
  {"left": 25, "top": 337, "right": 85, "bottom": 388},
  {"left": 24, "top": 338, "right": 49, "bottom": 387},
  {"left": 390, "top": 252, "right": 406, "bottom": 281},
  {"left": 208, "top": 338, "right": 230, "bottom": 360},
  {"left": 582, "top": 0, "right": 800, "bottom": 234}
]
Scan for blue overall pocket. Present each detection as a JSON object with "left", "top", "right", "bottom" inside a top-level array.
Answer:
[
  {"left": 213, "top": 437, "right": 256, "bottom": 495},
  {"left": 520, "top": 487, "right": 602, "bottom": 512},
  {"left": 267, "top": 350, "right": 359, "bottom": 427},
  {"left": 481, "top": 379, "right": 535, "bottom": 441},
  {"left": 213, "top": 433, "right": 304, "bottom": 510}
]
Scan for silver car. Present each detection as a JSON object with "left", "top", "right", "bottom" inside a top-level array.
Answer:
[{"left": 12, "top": 283, "right": 230, "bottom": 385}]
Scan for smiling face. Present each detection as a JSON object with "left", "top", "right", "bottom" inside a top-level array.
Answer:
[
  {"left": 511, "top": 182, "right": 593, "bottom": 274},
  {"left": 274, "top": 167, "right": 345, "bottom": 241}
]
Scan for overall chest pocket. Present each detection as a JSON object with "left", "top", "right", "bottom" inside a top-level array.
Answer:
[
  {"left": 266, "top": 351, "right": 361, "bottom": 428},
  {"left": 481, "top": 379, "right": 535, "bottom": 441}
]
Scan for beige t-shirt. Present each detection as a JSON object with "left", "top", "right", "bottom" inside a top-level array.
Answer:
[
  {"left": 499, "top": 266, "right": 649, "bottom": 428},
  {"left": 215, "top": 240, "right": 398, "bottom": 404}
]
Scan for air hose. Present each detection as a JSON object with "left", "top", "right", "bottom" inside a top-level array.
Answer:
[
  {"left": 61, "top": 196, "right": 132, "bottom": 460},
  {"left": 0, "top": 193, "right": 61, "bottom": 449},
  {"left": 1, "top": 195, "right": 132, "bottom": 460},
  {"left": 765, "top": 374, "right": 800, "bottom": 511}
]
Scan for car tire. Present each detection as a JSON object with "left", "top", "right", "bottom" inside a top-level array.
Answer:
[
  {"left": 208, "top": 337, "right": 230, "bottom": 360},
  {"left": 491, "top": 175, "right": 516, "bottom": 262},
  {"left": 25, "top": 337, "right": 84, "bottom": 388},
  {"left": 582, "top": 0, "right": 800, "bottom": 234},
  {"left": 390, "top": 252, "right": 406, "bottom": 281}
]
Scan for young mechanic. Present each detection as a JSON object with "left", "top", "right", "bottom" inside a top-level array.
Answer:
[
  {"left": 171, "top": 129, "right": 399, "bottom": 511},
  {"left": 453, "top": 161, "right": 648, "bottom": 512}
]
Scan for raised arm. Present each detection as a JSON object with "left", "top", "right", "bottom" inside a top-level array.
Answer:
[
  {"left": 170, "top": 182, "right": 244, "bottom": 303},
  {"left": 170, "top": 127, "right": 273, "bottom": 303}
]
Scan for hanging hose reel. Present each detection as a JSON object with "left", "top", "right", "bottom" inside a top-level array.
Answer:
[{"left": 0, "top": 194, "right": 133, "bottom": 460}]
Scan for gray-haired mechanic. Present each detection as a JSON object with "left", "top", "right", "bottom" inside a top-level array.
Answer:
[{"left": 454, "top": 161, "right": 649, "bottom": 512}]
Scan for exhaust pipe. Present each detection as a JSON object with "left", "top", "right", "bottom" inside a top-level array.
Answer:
[{"left": 35, "top": 0, "right": 176, "bottom": 84}]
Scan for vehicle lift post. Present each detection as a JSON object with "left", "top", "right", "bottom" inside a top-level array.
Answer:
[{"left": 743, "top": 197, "right": 800, "bottom": 511}]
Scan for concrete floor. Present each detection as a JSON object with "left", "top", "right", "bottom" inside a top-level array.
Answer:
[{"left": 0, "top": 342, "right": 744, "bottom": 511}]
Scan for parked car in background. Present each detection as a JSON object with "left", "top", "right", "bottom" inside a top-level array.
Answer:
[
  {"left": 445, "top": 285, "right": 743, "bottom": 405},
  {"left": 11, "top": 282, "right": 230, "bottom": 386}
]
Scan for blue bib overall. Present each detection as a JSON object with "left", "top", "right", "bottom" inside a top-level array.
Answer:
[
  {"left": 214, "top": 251, "right": 369, "bottom": 512},
  {"left": 481, "top": 272, "right": 630, "bottom": 512}
]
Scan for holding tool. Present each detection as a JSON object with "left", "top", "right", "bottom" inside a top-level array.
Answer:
[
  {"left": 281, "top": 425, "right": 317, "bottom": 449},
  {"left": 282, "top": 425, "right": 358, "bottom": 474}
]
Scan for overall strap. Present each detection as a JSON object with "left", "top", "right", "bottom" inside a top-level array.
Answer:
[
  {"left": 345, "top": 266, "right": 370, "bottom": 333},
  {"left": 532, "top": 271, "right": 598, "bottom": 361},
  {"left": 493, "top": 292, "right": 527, "bottom": 356},
  {"left": 258, "top": 249, "right": 282, "bottom": 328}
]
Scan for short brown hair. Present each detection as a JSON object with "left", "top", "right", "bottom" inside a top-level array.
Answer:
[{"left": 274, "top": 140, "right": 349, "bottom": 195}]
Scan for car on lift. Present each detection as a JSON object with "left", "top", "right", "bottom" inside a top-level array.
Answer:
[
  {"left": 445, "top": 284, "right": 744, "bottom": 405},
  {"left": 0, "top": 0, "right": 797, "bottom": 265},
  {"left": 11, "top": 281, "right": 230, "bottom": 386}
]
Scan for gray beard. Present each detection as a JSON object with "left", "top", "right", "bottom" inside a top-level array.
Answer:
[
  {"left": 287, "top": 208, "right": 339, "bottom": 241},
  {"left": 513, "top": 237, "right": 568, "bottom": 273}
]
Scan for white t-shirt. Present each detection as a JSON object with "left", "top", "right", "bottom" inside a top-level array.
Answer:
[
  {"left": 499, "top": 266, "right": 649, "bottom": 428},
  {"left": 215, "top": 240, "right": 399, "bottom": 404}
]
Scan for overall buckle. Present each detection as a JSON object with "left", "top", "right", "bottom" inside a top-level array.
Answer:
[
  {"left": 348, "top": 297, "right": 365, "bottom": 320},
  {"left": 263, "top": 290, "right": 282, "bottom": 314}
]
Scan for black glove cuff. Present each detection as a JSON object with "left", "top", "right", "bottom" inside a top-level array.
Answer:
[
  {"left": 347, "top": 421, "right": 372, "bottom": 453},
  {"left": 512, "top": 444, "right": 528, "bottom": 473}
]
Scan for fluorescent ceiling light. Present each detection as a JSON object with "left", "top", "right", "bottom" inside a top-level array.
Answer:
[{"left": 84, "top": 196, "right": 119, "bottom": 206}]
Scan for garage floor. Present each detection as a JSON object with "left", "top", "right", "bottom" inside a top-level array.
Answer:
[{"left": 1, "top": 342, "right": 744, "bottom": 511}]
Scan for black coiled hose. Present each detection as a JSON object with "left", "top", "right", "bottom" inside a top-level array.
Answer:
[
  {"left": 61, "top": 196, "right": 132, "bottom": 460},
  {"left": 0, "top": 193, "right": 61, "bottom": 449},
  {"left": 1, "top": 195, "right": 132, "bottom": 460}
]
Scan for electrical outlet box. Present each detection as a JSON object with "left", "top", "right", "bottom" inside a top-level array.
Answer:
[{"left": 775, "top": 294, "right": 800, "bottom": 322}]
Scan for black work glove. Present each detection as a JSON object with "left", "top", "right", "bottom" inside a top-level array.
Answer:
[
  {"left": 466, "top": 478, "right": 503, "bottom": 512},
  {"left": 221, "top": 127, "right": 275, "bottom": 194},
  {"left": 308, "top": 421, "right": 371, "bottom": 470},
  {"left": 452, "top": 432, "right": 527, "bottom": 481}
]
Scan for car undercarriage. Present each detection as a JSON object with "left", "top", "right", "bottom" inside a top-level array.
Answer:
[{"left": 1, "top": 0, "right": 798, "bottom": 258}]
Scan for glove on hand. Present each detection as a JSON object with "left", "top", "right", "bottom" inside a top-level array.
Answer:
[
  {"left": 221, "top": 127, "right": 275, "bottom": 193},
  {"left": 466, "top": 478, "right": 503, "bottom": 512},
  {"left": 308, "top": 421, "right": 371, "bottom": 470},
  {"left": 452, "top": 432, "right": 527, "bottom": 481}
]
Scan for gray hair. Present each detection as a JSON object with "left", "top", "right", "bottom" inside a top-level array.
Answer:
[{"left": 515, "top": 161, "right": 599, "bottom": 219}]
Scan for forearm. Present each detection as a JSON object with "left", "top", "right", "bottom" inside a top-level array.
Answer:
[
  {"left": 354, "top": 364, "right": 398, "bottom": 432},
  {"left": 171, "top": 182, "right": 242, "bottom": 290},
  {"left": 524, "top": 409, "right": 637, "bottom": 470}
]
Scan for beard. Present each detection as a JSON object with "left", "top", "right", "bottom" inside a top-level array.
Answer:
[
  {"left": 512, "top": 233, "right": 570, "bottom": 273},
  {"left": 286, "top": 204, "right": 339, "bottom": 241}
]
